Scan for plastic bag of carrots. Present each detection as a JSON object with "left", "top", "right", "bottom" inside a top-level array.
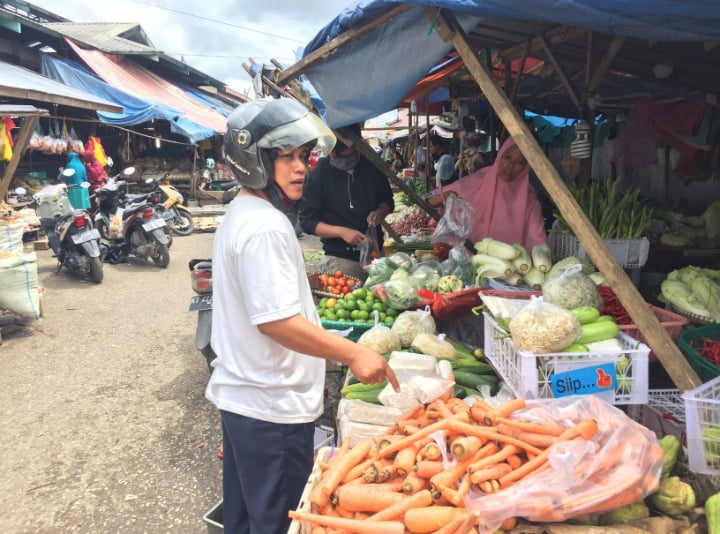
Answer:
[{"left": 290, "top": 395, "right": 664, "bottom": 534}]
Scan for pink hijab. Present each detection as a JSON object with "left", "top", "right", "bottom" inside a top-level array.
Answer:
[{"left": 440, "top": 138, "right": 547, "bottom": 250}]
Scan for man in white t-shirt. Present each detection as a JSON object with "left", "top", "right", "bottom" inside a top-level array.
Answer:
[{"left": 206, "top": 98, "right": 399, "bottom": 534}]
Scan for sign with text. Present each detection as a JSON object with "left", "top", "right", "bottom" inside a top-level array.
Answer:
[{"left": 551, "top": 363, "right": 616, "bottom": 398}]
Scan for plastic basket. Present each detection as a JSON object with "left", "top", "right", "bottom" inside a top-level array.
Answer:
[
  {"left": 483, "top": 312, "right": 649, "bottom": 404},
  {"left": 626, "top": 389, "right": 686, "bottom": 443},
  {"left": 668, "top": 301, "right": 714, "bottom": 327},
  {"left": 307, "top": 271, "right": 361, "bottom": 299},
  {"left": 678, "top": 324, "right": 720, "bottom": 383},
  {"left": 550, "top": 232, "right": 650, "bottom": 269},
  {"left": 288, "top": 446, "right": 333, "bottom": 534},
  {"left": 683, "top": 375, "right": 720, "bottom": 475},
  {"left": 617, "top": 305, "right": 688, "bottom": 362}
]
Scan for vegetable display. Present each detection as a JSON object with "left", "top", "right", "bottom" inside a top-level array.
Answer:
[
  {"left": 660, "top": 266, "right": 720, "bottom": 322},
  {"left": 471, "top": 238, "right": 555, "bottom": 290}
]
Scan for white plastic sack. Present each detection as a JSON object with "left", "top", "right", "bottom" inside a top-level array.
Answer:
[
  {"left": 0, "top": 252, "right": 40, "bottom": 319},
  {"left": 0, "top": 222, "right": 24, "bottom": 254}
]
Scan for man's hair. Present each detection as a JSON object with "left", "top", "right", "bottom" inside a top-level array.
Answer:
[{"left": 429, "top": 134, "right": 444, "bottom": 147}]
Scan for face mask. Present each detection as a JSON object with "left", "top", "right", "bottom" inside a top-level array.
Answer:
[{"left": 329, "top": 154, "right": 360, "bottom": 172}]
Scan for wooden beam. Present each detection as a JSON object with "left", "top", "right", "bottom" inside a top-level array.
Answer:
[
  {"left": 509, "top": 41, "right": 529, "bottom": 105},
  {"left": 0, "top": 113, "right": 44, "bottom": 199},
  {"left": 586, "top": 36, "right": 626, "bottom": 93},
  {"left": 0, "top": 85, "right": 122, "bottom": 113},
  {"left": 276, "top": 4, "right": 413, "bottom": 86},
  {"left": 499, "top": 25, "right": 588, "bottom": 63},
  {"left": 430, "top": 8, "right": 701, "bottom": 392},
  {"left": 538, "top": 35, "right": 583, "bottom": 113}
]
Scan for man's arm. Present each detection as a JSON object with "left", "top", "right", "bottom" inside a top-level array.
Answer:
[
  {"left": 313, "top": 221, "right": 366, "bottom": 246},
  {"left": 257, "top": 315, "right": 399, "bottom": 389}
]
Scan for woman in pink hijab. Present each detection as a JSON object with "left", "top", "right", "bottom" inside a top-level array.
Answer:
[{"left": 427, "top": 137, "right": 547, "bottom": 251}]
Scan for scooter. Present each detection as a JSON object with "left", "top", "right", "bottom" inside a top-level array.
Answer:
[
  {"left": 26, "top": 170, "right": 104, "bottom": 283},
  {"left": 188, "top": 258, "right": 214, "bottom": 369},
  {"left": 147, "top": 175, "right": 195, "bottom": 236},
  {"left": 93, "top": 167, "right": 171, "bottom": 267}
]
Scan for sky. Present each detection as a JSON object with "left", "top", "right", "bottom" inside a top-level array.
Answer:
[{"left": 35, "top": 0, "right": 349, "bottom": 95}]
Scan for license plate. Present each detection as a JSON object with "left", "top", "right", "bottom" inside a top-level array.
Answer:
[
  {"left": 189, "top": 294, "right": 212, "bottom": 312},
  {"left": 142, "top": 218, "right": 167, "bottom": 231},
  {"left": 71, "top": 228, "right": 101, "bottom": 244}
]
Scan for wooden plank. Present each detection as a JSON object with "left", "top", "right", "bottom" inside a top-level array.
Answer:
[
  {"left": 431, "top": 8, "right": 701, "bottom": 392},
  {"left": 587, "top": 36, "right": 626, "bottom": 93},
  {"left": 276, "top": 4, "right": 412, "bottom": 85},
  {"left": 499, "top": 25, "right": 588, "bottom": 63},
  {"left": 0, "top": 114, "right": 42, "bottom": 199},
  {"left": 538, "top": 35, "right": 583, "bottom": 113}
]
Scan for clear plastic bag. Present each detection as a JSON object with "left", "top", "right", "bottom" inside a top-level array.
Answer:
[
  {"left": 359, "top": 225, "right": 381, "bottom": 269},
  {"left": 431, "top": 193, "right": 475, "bottom": 249},
  {"left": 390, "top": 307, "right": 437, "bottom": 347},
  {"left": 372, "top": 278, "right": 421, "bottom": 310},
  {"left": 509, "top": 295, "right": 582, "bottom": 353},
  {"left": 543, "top": 263, "right": 602, "bottom": 310},
  {"left": 440, "top": 246, "right": 476, "bottom": 288}
]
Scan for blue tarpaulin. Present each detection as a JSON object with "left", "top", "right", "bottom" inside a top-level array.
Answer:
[
  {"left": 302, "top": 0, "right": 720, "bottom": 128},
  {"left": 41, "top": 55, "right": 218, "bottom": 143}
]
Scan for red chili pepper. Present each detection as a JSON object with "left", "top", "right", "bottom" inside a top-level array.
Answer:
[
  {"left": 597, "top": 285, "right": 633, "bottom": 325},
  {"left": 699, "top": 337, "right": 720, "bottom": 367}
]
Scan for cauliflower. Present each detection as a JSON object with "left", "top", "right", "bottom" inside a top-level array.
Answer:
[
  {"left": 436, "top": 275, "right": 463, "bottom": 295},
  {"left": 356, "top": 325, "right": 401, "bottom": 353}
]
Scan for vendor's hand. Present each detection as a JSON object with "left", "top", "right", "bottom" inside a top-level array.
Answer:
[
  {"left": 347, "top": 345, "right": 400, "bottom": 392},
  {"left": 340, "top": 227, "right": 367, "bottom": 246},
  {"left": 366, "top": 210, "right": 381, "bottom": 227}
]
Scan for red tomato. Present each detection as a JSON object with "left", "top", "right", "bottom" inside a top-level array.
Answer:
[
  {"left": 331, "top": 287, "right": 340, "bottom": 294},
  {"left": 336, "top": 278, "right": 347, "bottom": 287},
  {"left": 327, "top": 277, "right": 337, "bottom": 287},
  {"left": 319, "top": 274, "right": 329, "bottom": 285},
  {"left": 334, "top": 270, "right": 344, "bottom": 279},
  {"left": 341, "top": 286, "right": 350, "bottom": 294}
]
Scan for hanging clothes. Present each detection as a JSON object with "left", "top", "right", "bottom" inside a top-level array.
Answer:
[
  {"left": 85, "top": 136, "right": 108, "bottom": 167},
  {"left": 0, "top": 117, "right": 17, "bottom": 161}
]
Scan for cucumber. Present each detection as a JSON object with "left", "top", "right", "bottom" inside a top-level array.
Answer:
[
  {"left": 341, "top": 381, "right": 386, "bottom": 396},
  {"left": 570, "top": 306, "right": 600, "bottom": 325},
  {"left": 576, "top": 321, "right": 619, "bottom": 344},
  {"left": 596, "top": 315, "right": 616, "bottom": 322},
  {"left": 444, "top": 336, "right": 475, "bottom": 359},
  {"left": 451, "top": 361, "right": 496, "bottom": 375},
  {"left": 561, "top": 343, "right": 590, "bottom": 353},
  {"left": 343, "top": 388, "right": 382, "bottom": 404},
  {"left": 453, "top": 370, "right": 499, "bottom": 390}
]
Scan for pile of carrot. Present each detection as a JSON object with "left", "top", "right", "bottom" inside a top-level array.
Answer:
[{"left": 289, "top": 395, "right": 664, "bottom": 534}]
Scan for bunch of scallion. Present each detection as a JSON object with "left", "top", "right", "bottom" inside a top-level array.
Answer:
[{"left": 554, "top": 178, "right": 654, "bottom": 239}]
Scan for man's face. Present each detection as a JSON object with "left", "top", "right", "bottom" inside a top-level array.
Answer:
[{"left": 273, "top": 146, "right": 310, "bottom": 201}]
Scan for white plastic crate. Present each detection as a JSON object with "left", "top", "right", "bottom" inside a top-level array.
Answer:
[
  {"left": 483, "top": 312, "right": 649, "bottom": 404},
  {"left": 550, "top": 232, "right": 650, "bottom": 269},
  {"left": 683, "top": 376, "right": 720, "bottom": 476},
  {"left": 626, "top": 389, "right": 686, "bottom": 444}
]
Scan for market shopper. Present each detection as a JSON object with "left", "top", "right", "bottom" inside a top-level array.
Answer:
[
  {"left": 298, "top": 123, "right": 394, "bottom": 280},
  {"left": 426, "top": 137, "right": 547, "bottom": 250},
  {"left": 82, "top": 149, "right": 108, "bottom": 210},
  {"left": 62, "top": 151, "right": 91, "bottom": 210},
  {"left": 206, "top": 98, "right": 399, "bottom": 534}
]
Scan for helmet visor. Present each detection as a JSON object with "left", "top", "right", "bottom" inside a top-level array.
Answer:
[{"left": 256, "top": 112, "right": 336, "bottom": 156}]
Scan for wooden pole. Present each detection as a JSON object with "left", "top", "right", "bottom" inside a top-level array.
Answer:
[{"left": 428, "top": 7, "right": 700, "bottom": 391}]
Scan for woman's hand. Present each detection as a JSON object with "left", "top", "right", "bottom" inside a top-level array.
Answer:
[
  {"left": 340, "top": 227, "right": 367, "bottom": 246},
  {"left": 428, "top": 190, "right": 457, "bottom": 208}
]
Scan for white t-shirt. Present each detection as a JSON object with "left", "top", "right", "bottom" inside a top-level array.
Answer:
[{"left": 205, "top": 195, "right": 325, "bottom": 424}]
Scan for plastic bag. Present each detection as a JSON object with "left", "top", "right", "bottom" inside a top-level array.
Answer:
[
  {"left": 363, "top": 257, "right": 397, "bottom": 288},
  {"left": 509, "top": 295, "right": 582, "bottom": 353},
  {"left": 356, "top": 312, "right": 401, "bottom": 353},
  {"left": 408, "top": 263, "right": 441, "bottom": 291},
  {"left": 459, "top": 395, "right": 663, "bottom": 531},
  {"left": 391, "top": 307, "right": 436, "bottom": 347},
  {"left": 372, "top": 278, "right": 421, "bottom": 310},
  {"left": 440, "top": 246, "right": 475, "bottom": 288},
  {"left": 431, "top": 193, "right": 475, "bottom": 249},
  {"left": 543, "top": 263, "right": 602, "bottom": 310},
  {"left": 358, "top": 225, "right": 381, "bottom": 269}
]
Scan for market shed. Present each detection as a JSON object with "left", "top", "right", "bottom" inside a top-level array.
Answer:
[{"left": 282, "top": 0, "right": 720, "bottom": 392}]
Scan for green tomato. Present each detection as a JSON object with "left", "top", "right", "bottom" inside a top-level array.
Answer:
[
  {"left": 365, "top": 294, "right": 376, "bottom": 304},
  {"left": 385, "top": 308, "right": 399, "bottom": 318},
  {"left": 357, "top": 301, "right": 369, "bottom": 313},
  {"left": 357, "top": 310, "right": 369, "bottom": 322},
  {"left": 350, "top": 309, "right": 360, "bottom": 320},
  {"left": 318, "top": 298, "right": 328, "bottom": 309},
  {"left": 379, "top": 312, "right": 387, "bottom": 322},
  {"left": 336, "top": 309, "right": 349, "bottom": 320},
  {"left": 385, "top": 316, "right": 395, "bottom": 325},
  {"left": 324, "top": 312, "right": 337, "bottom": 321},
  {"left": 343, "top": 297, "right": 358, "bottom": 311},
  {"left": 372, "top": 302, "right": 384, "bottom": 312},
  {"left": 353, "top": 288, "right": 368, "bottom": 299}
]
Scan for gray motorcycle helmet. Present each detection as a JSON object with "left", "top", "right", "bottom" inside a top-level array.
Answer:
[{"left": 224, "top": 97, "right": 335, "bottom": 190}]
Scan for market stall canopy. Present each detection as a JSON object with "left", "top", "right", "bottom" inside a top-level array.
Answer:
[
  {"left": 65, "top": 39, "right": 226, "bottom": 139},
  {"left": 297, "top": 0, "right": 720, "bottom": 126},
  {"left": 0, "top": 59, "right": 122, "bottom": 113}
]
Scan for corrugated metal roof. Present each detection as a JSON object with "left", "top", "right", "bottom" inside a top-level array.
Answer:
[
  {"left": 0, "top": 59, "right": 123, "bottom": 113},
  {"left": 41, "top": 22, "right": 160, "bottom": 56}
]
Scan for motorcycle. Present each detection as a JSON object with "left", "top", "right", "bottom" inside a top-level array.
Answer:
[
  {"left": 188, "top": 258, "right": 214, "bottom": 369},
  {"left": 92, "top": 167, "right": 171, "bottom": 267},
  {"left": 24, "top": 170, "right": 104, "bottom": 283},
  {"left": 146, "top": 175, "right": 195, "bottom": 236}
]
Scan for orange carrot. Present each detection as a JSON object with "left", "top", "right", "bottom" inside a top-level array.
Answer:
[
  {"left": 430, "top": 398, "right": 455, "bottom": 420},
  {"left": 316, "top": 440, "right": 372, "bottom": 508},
  {"left": 367, "top": 489, "right": 433, "bottom": 521},
  {"left": 506, "top": 453, "right": 523, "bottom": 470},
  {"left": 500, "top": 517, "right": 517, "bottom": 531},
  {"left": 289, "top": 510, "right": 404, "bottom": 534},
  {"left": 422, "top": 441, "right": 443, "bottom": 461},
  {"left": 445, "top": 419, "right": 543, "bottom": 455},
  {"left": 454, "top": 511, "right": 479, "bottom": 534},
  {"left": 343, "top": 458, "right": 376, "bottom": 484},
  {"left": 414, "top": 460, "right": 445, "bottom": 479},
  {"left": 496, "top": 423, "right": 555, "bottom": 448},
  {"left": 482, "top": 398, "right": 527, "bottom": 426},
  {"left": 450, "top": 435, "right": 482, "bottom": 460},
  {"left": 334, "top": 504, "right": 354, "bottom": 518},
  {"left": 467, "top": 444, "right": 516, "bottom": 473},
  {"left": 468, "top": 462, "right": 513, "bottom": 485},
  {"left": 375, "top": 435, "right": 405, "bottom": 452},
  {"left": 427, "top": 513, "right": 466, "bottom": 534},
  {"left": 495, "top": 416, "right": 565, "bottom": 436},
  {"left": 393, "top": 444, "right": 418, "bottom": 477},
  {"left": 377, "top": 420, "right": 449, "bottom": 458},
  {"left": 437, "top": 472, "right": 471, "bottom": 506},
  {"left": 404, "top": 506, "right": 468, "bottom": 534},
  {"left": 310, "top": 525, "right": 327, "bottom": 534},
  {"left": 402, "top": 471, "right": 429, "bottom": 494}
]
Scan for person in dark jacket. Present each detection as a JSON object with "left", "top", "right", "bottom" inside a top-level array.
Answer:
[{"left": 298, "top": 124, "right": 394, "bottom": 280}]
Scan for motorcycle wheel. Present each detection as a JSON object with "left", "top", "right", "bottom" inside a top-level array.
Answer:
[
  {"left": 201, "top": 345, "right": 216, "bottom": 371},
  {"left": 151, "top": 243, "right": 170, "bottom": 268},
  {"left": 167, "top": 206, "right": 195, "bottom": 236},
  {"left": 88, "top": 256, "right": 104, "bottom": 284},
  {"left": 96, "top": 219, "right": 110, "bottom": 241}
]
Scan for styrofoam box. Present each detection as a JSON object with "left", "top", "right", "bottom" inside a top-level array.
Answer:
[
  {"left": 483, "top": 312, "right": 649, "bottom": 404},
  {"left": 550, "top": 232, "right": 650, "bottom": 269},
  {"left": 34, "top": 184, "right": 73, "bottom": 219},
  {"left": 683, "top": 376, "right": 720, "bottom": 476}
]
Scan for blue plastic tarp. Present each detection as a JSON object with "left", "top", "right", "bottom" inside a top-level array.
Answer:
[
  {"left": 40, "top": 55, "right": 218, "bottom": 143},
  {"left": 303, "top": 0, "right": 720, "bottom": 128}
]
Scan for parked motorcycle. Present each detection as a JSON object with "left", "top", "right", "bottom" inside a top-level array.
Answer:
[
  {"left": 93, "top": 167, "right": 171, "bottom": 267},
  {"left": 188, "top": 258, "right": 214, "bottom": 369},
  {"left": 26, "top": 170, "right": 104, "bottom": 283},
  {"left": 146, "top": 175, "right": 195, "bottom": 236}
]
